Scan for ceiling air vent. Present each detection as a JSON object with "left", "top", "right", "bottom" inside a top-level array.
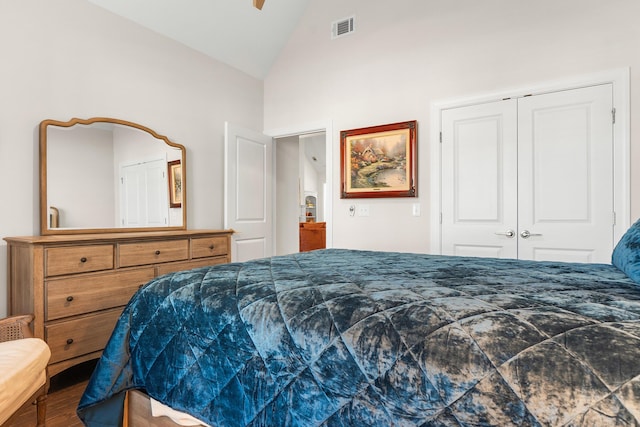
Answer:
[{"left": 332, "top": 16, "right": 355, "bottom": 39}]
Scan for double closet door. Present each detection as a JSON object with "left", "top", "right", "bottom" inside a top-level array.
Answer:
[{"left": 441, "top": 84, "right": 614, "bottom": 263}]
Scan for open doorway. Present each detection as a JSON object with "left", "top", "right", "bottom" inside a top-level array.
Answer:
[{"left": 275, "top": 132, "right": 327, "bottom": 255}]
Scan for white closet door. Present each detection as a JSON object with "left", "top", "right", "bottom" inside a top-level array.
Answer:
[
  {"left": 441, "top": 84, "right": 614, "bottom": 263},
  {"left": 121, "top": 164, "right": 145, "bottom": 227},
  {"left": 144, "top": 160, "right": 170, "bottom": 227},
  {"left": 441, "top": 99, "right": 518, "bottom": 258},
  {"left": 518, "top": 84, "right": 613, "bottom": 263},
  {"left": 120, "top": 159, "right": 168, "bottom": 228}
]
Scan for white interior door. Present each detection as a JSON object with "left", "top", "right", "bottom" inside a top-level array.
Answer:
[
  {"left": 224, "top": 122, "right": 273, "bottom": 262},
  {"left": 518, "top": 85, "right": 613, "bottom": 262},
  {"left": 441, "top": 99, "right": 518, "bottom": 258},
  {"left": 441, "top": 84, "right": 614, "bottom": 263}
]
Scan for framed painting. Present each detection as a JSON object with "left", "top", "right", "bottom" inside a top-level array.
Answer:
[
  {"left": 168, "top": 160, "right": 182, "bottom": 208},
  {"left": 340, "top": 120, "right": 417, "bottom": 198}
]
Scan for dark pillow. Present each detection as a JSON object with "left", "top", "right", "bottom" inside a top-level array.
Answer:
[{"left": 612, "top": 218, "right": 640, "bottom": 283}]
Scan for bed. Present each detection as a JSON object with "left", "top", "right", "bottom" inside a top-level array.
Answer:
[{"left": 77, "top": 237, "right": 640, "bottom": 426}]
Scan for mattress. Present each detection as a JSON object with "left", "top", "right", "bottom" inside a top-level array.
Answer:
[{"left": 78, "top": 249, "right": 640, "bottom": 426}]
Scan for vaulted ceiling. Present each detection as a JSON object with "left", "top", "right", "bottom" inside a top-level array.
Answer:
[{"left": 87, "top": 0, "right": 311, "bottom": 79}]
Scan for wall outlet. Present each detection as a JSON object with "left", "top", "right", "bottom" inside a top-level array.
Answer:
[{"left": 357, "top": 204, "right": 370, "bottom": 217}]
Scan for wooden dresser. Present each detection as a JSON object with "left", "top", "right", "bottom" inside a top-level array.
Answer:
[{"left": 4, "top": 229, "right": 233, "bottom": 377}]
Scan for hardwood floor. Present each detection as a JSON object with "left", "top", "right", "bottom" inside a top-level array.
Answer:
[{"left": 7, "top": 360, "right": 97, "bottom": 427}]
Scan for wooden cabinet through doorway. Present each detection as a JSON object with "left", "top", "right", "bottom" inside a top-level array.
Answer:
[{"left": 299, "top": 222, "right": 326, "bottom": 252}]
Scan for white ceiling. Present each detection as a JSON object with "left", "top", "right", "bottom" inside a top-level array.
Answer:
[{"left": 87, "top": 0, "right": 311, "bottom": 79}]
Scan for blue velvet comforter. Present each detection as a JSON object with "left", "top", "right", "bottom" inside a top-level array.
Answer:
[{"left": 78, "top": 249, "right": 640, "bottom": 426}]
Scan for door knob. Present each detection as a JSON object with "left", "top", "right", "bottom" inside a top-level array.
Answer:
[
  {"left": 494, "top": 230, "right": 515, "bottom": 238},
  {"left": 520, "top": 230, "right": 542, "bottom": 239}
]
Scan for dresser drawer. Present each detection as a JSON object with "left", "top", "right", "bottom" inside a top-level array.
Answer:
[
  {"left": 46, "top": 309, "right": 121, "bottom": 364},
  {"left": 156, "top": 257, "right": 228, "bottom": 276},
  {"left": 46, "top": 268, "right": 155, "bottom": 321},
  {"left": 191, "top": 236, "right": 229, "bottom": 259},
  {"left": 45, "top": 245, "right": 114, "bottom": 277},
  {"left": 119, "top": 239, "right": 189, "bottom": 267}
]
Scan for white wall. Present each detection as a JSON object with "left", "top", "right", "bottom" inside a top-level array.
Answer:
[
  {"left": 275, "top": 136, "right": 301, "bottom": 255},
  {"left": 264, "top": 0, "right": 640, "bottom": 253},
  {"left": 0, "top": 0, "right": 263, "bottom": 316},
  {"left": 302, "top": 154, "right": 318, "bottom": 194}
]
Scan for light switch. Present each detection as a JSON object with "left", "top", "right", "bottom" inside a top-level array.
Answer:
[
  {"left": 412, "top": 203, "right": 421, "bottom": 216},
  {"left": 357, "top": 204, "right": 370, "bottom": 217}
]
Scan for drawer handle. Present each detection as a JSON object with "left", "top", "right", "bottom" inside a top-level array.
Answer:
[
  {"left": 66, "top": 296, "right": 74, "bottom": 302},
  {"left": 66, "top": 338, "right": 74, "bottom": 345},
  {"left": 155, "top": 250, "right": 161, "bottom": 255},
  {"left": 209, "top": 245, "right": 215, "bottom": 250},
  {"left": 80, "top": 257, "right": 88, "bottom": 263}
]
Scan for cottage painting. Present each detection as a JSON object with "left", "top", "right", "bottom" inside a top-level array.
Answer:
[{"left": 341, "top": 120, "right": 417, "bottom": 198}]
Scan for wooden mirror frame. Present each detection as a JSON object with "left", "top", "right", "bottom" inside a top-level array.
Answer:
[{"left": 40, "top": 117, "right": 187, "bottom": 235}]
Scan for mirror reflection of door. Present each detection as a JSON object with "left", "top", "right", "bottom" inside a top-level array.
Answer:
[{"left": 120, "top": 159, "right": 168, "bottom": 227}]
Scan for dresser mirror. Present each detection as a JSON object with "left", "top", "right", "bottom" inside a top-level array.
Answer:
[{"left": 40, "top": 117, "right": 186, "bottom": 235}]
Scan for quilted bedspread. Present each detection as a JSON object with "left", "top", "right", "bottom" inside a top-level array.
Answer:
[{"left": 78, "top": 249, "right": 640, "bottom": 426}]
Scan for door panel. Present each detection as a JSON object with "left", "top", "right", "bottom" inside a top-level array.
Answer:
[
  {"left": 453, "top": 245, "right": 505, "bottom": 259},
  {"left": 122, "top": 165, "right": 143, "bottom": 227},
  {"left": 518, "top": 85, "right": 613, "bottom": 263},
  {"left": 224, "top": 122, "right": 273, "bottom": 262},
  {"left": 441, "top": 99, "right": 518, "bottom": 258},
  {"left": 145, "top": 160, "right": 169, "bottom": 227},
  {"left": 237, "top": 138, "right": 267, "bottom": 220},
  {"left": 532, "top": 248, "right": 593, "bottom": 264}
]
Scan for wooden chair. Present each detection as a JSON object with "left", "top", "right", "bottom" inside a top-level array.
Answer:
[{"left": 0, "top": 314, "right": 51, "bottom": 427}]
